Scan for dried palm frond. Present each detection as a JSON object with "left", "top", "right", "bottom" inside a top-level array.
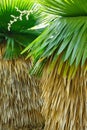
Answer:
[
  {"left": 41, "top": 59, "right": 87, "bottom": 130},
  {"left": 0, "top": 44, "right": 44, "bottom": 130}
]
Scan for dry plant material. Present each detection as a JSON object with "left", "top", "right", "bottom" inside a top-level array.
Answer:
[
  {"left": 0, "top": 44, "right": 44, "bottom": 130},
  {"left": 41, "top": 58, "right": 87, "bottom": 130}
]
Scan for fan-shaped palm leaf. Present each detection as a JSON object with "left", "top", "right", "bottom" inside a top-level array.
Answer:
[
  {"left": 23, "top": 0, "right": 87, "bottom": 77},
  {"left": 0, "top": 0, "right": 46, "bottom": 59},
  {"left": 39, "top": 0, "right": 87, "bottom": 16}
]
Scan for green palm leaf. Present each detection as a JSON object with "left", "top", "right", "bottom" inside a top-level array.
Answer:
[
  {"left": 39, "top": 0, "right": 87, "bottom": 16},
  {"left": 23, "top": 0, "right": 87, "bottom": 76},
  {"left": 0, "top": 0, "right": 46, "bottom": 59}
]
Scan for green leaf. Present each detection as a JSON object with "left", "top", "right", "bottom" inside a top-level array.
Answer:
[
  {"left": 82, "top": 43, "right": 87, "bottom": 66},
  {"left": 0, "top": 0, "right": 48, "bottom": 59},
  {"left": 39, "top": 0, "right": 87, "bottom": 16},
  {"left": 4, "top": 38, "right": 22, "bottom": 59}
]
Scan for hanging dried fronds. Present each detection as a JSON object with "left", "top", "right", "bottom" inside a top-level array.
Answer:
[
  {"left": 0, "top": 44, "right": 44, "bottom": 130},
  {"left": 41, "top": 58, "right": 87, "bottom": 130}
]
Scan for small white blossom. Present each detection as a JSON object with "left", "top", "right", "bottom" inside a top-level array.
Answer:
[{"left": 8, "top": 7, "right": 34, "bottom": 31}]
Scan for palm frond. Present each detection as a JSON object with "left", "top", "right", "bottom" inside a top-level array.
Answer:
[
  {"left": 23, "top": 0, "right": 87, "bottom": 77},
  {"left": 0, "top": 0, "right": 33, "bottom": 30},
  {"left": 0, "top": 0, "right": 47, "bottom": 59},
  {"left": 23, "top": 16, "right": 87, "bottom": 77},
  {"left": 39, "top": 0, "right": 87, "bottom": 16}
]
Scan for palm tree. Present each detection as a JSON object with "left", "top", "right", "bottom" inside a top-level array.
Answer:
[
  {"left": 23, "top": 0, "right": 87, "bottom": 130},
  {"left": 0, "top": 0, "right": 45, "bottom": 129}
]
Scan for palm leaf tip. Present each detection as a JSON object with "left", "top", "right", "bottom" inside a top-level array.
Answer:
[{"left": 25, "top": 17, "right": 87, "bottom": 76}]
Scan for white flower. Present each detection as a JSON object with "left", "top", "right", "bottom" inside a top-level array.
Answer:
[{"left": 8, "top": 7, "right": 34, "bottom": 31}]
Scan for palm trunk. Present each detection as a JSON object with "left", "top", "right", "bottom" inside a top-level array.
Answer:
[
  {"left": 41, "top": 59, "right": 87, "bottom": 130},
  {"left": 0, "top": 43, "right": 44, "bottom": 130}
]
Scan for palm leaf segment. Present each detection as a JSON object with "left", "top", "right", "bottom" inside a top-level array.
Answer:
[
  {"left": 0, "top": 0, "right": 45, "bottom": 59},
  {"left": 23, "top": 0, "right": 87, "bottom": 77}
]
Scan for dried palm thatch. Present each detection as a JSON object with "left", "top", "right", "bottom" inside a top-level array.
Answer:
[
  {"left": 41, "top": 58, "right": 87, "bottom": 130},
  {"left": 0, "top": 43, "right": 44, "bottom": 130}
]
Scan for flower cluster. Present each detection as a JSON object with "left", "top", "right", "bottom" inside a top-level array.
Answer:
[{"left": 8, "top": 7, "right": 33, "bottom": 31}]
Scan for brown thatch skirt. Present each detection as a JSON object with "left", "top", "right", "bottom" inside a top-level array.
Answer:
[
  {"left": 0, "top": 44, "right": 44, "bottom": 130},
  {"left": 41, "top": 59, "right": 87, "bottom": 130}
]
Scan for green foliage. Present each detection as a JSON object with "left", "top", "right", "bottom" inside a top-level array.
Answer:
[
  {"left": 39, "top": 0, "right": 87, "bottom": 16},
  {"left": 0, "top": 0, "right": 46, "bottom": 59},
  {"left": 23, "top": 0, "right": 87, "bottom": 76}
]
